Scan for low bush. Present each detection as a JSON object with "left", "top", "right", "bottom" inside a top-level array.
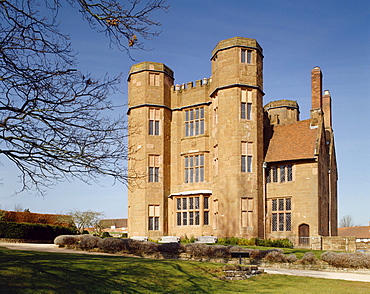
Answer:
[
  {"left": 97, "top": 238, "right": 133, "bottom": 253},
  {"left": 159, "top": 243, "right": 184, "bottom": 255},
  {"left": 286, "top": 253, "right": 298, "bottom": 263},
  {"left": 78, "top": 235, "right": 100, "bottom": 250},
  {"left": 101, "top": 232, "right": 111, "bottom": 238},
  {"left": 237, "top": 238, "right": 255, "bottom": 246},
  {"left": 184, "top": 243, "right": 211, "bottom": 257},
  {"left": 254, "top": 238, "right": 294, "bottom": 248},
  {"left": 54, "top": 235, "right": 81, "bottom": 246},
  {"left": 217, "top": 237, "right": 293, "bottom": 248},
  {"left": 217, "top": 237, "right": 240, "bottom": 245},
  {"left": 139, "top": 241, "right": 161, "bottom": 254},
  {"left": 321, "top": 251, "right": 370, "bottom": 269},
  {"left": 52, "top": 234, "right": 313, "bottom": 266},
  {"left": 265, "top": 249, "right": 286, "bottom": 262},
  {"left": 208, "top": 245, "right": 230, "bottom": 258},
  {"left": 301, "top": 252, "right": 316, "bottom": 264},
  {"left": 180, "top": 234, "right": 195, "bottom": 244}
]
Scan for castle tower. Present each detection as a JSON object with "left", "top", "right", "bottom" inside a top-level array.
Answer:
[
  {"left": 127, "top": 62, "right": 174, "bottom": 238},
  {"left": 210, "top": 37, "right": 264, "bottom": 237},
  {"left": 264, "top": 100, "right": 300, "bottom": 126},
  {"left": 127, "top": 37, "right": 336, "bottom": 242}
]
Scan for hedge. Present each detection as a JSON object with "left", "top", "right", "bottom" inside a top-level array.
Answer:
[
  {"left": 0, "top": 221, "right": 77, "bottom": 241},
  {"left": 0, "top": 210, "right": 73, "bottom": 227}
]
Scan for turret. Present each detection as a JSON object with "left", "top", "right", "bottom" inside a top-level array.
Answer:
[{"left": 127, "top": 62, "right": 174, "bottom": 238}]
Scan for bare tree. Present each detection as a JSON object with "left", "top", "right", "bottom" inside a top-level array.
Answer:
[
  {"left": 0, "top": 1, "right": 167, "bottom": 194},
  {"left": 339, "top": 215, "right": 355, "bottom": 227},
  {"left": 13, "top": 203, "right": 24, "bottom": 212},
  {"left": 68, "top": 209, "right": 105, "bottom": 234}
]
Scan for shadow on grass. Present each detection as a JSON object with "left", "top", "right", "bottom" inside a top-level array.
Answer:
[
  {"left": 1, "top": 247, "right": 369, "bottom": 294},
  {"left": 0, "top": 247, "right": 232, "bottom": 293}
]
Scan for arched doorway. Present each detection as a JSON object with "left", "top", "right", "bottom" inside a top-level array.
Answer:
[{"left": 299, "top": 224, "right": 310, "bottom": 246}]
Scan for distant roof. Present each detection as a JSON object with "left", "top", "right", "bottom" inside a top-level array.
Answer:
[
  {"left": 100, "top": 218, "right": 127, "bottom": 228},
  {"left": 264, "top": 119, "right": 318, "bottom": 162},
  {"left": 338, "top": 226, "right": 370, "bottom": 239}
]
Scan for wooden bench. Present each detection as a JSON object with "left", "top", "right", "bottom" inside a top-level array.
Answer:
[
  {"left": 130, "top": 236, "right": 148, "bottom": 241},
  {"left": 158, "top": 236, "right": 180, "bottom": 243},
  {"left": 195, "top": 236, "right": 218, "bottom": 243}
]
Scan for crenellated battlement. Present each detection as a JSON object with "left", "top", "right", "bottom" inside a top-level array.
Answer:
[{"left": 172, "top": 78, "right": 211, "bottom": 92}]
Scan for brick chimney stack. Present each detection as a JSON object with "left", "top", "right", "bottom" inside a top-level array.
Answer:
[
  {"left": 311, "top": 66, "right": 322, "bottom": 109},
  {"left": 322, "top": 90, "right": 332, "bottom": 129}
]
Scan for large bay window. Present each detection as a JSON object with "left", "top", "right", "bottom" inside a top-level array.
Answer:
[{"left": 176, "top": 195, "right": 210, "bottom": 226}]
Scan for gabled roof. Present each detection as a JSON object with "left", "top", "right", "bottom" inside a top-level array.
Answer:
[
  {"left": 338, "top": 226, "right": 370, "bottom": 239},
  {"left": 100, "top": 218, "right": 128, "bottom": 228},
  {"left": 264, "top": 119, "right": 318, "bottom": 162}
]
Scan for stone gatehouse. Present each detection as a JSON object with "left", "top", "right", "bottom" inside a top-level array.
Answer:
[{"left": 127, "top": 37, "right": 338, "bottom": 243}]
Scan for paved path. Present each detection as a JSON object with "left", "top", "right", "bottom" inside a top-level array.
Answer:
[
  {"left": 0, "top": 242, "right": 115, "bottom": 256},
  {"left": 1, "top": 242, "right": 370, "bottom": 282},
  {"left": 261, "top": 267, "right": 370, "bottom": 283}
]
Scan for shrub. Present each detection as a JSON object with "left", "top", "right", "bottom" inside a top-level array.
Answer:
[
  {"left": 82, "top": 230, "right": 90, "bottom": 235},
  {"left": 78, "top": 235, "right": 100, "bottom": 250},
  {"left": 101, "top": 232, "right": 111, "bottom": 238},
  {"left": 121, "top": 233, "right": 128, "bottom": 238},
  {"left": 322, "top": 251, "right": 370, "bottom": 269},
  {"left": 180, "top": 234, "right": 195, "bottom": 244},
  {"left": 208, "top": 245, "right": 230, "bottom": 258},
  {"left": 265, "top": 249, "right": 286, "bottom": 262},
  {"left": 54, "top": 235, "right": 81, "bottom": 246},
  {"left": 271, "top": 239, "right": 294, "bottom": 249},
  {"left": 301, "top": 252, "right": 316, "bottom": 264},
  {"left": 286, "top": 253, "right": 298, "bottom": 263},
  {"left": 159, "top": 243, "right": 184, "bottom": 255},
  {"left": 97, "top": 238, "right": 131, "bottom": 253},
  {"left": 184, "top": 243, "right": 211, "bottom": 258},
  {"left": 217, "top": 237, "right": 292, "bottom": 248},
  {"left": 217, "top": 238, "right": 227, "bottom": 245},
  {"left": 217, "top": 237, "right": 239, "bottom": 245},
  {"left": 237, "top": 238, "right": 255, "bottom": 246}
]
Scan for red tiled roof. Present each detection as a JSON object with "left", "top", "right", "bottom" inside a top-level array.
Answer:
[
  {"left": 264, "top": 119, "right": 318, "bottom": 162},
  {"left": 100, "top": 218, "right": 128, "bottom": 228},
  {"left": 338, "top": 226, "right": 370, "bottom": 239}
]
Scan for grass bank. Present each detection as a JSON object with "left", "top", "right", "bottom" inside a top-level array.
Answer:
[{"left": 0, "top": 247, "right": 368, "bottom": 293}]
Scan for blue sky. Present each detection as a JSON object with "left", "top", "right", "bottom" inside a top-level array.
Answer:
[{"left": 1, "top": 0, "right": 369, "bottom": 226}]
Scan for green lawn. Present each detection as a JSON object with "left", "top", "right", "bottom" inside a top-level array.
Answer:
[{"left": 0, "top": 247, "right": 368, "bottom": 294}]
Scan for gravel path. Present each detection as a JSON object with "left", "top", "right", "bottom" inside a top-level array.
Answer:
[
  {"left": 261, "top": 267, "right": 370, "bottom": 283},
  {"left": 0, "top": 242, "right": 114, "bottom": 256}
]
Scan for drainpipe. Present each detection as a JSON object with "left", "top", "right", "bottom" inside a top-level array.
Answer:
[{"left": 328, "top": 169, "right": 331, "bottom": 237}]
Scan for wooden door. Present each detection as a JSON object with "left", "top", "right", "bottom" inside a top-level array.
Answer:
[{"left": 299, "top": 224, "right": 310, "bottom": 246}]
